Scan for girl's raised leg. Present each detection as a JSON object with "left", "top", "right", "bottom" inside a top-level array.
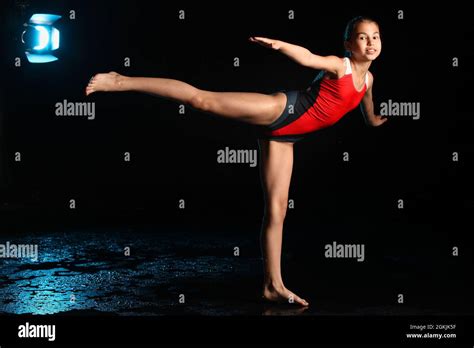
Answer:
[{"left": 86, "top": 72, "right": 286, "bottom": 126}]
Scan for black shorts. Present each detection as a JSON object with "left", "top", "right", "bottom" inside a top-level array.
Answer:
[{"left": 257, "top": 90, "right": 306, "bottom": 143}]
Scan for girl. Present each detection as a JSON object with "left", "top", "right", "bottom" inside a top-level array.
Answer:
[{"left": 86, "top": 16, "right": 388, "bottom": 307}]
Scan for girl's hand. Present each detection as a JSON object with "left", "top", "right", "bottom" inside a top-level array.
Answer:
[
  {"left": 249, "top": 37, "right": 281, "bottom": 50},
  {"left": 371, "top": 115, "right": 388, "bottom": 127}
]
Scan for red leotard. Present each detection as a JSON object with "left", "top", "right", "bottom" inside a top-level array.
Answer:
[{"left": 262, "top": 57, "right": 369, "bottom": 142}]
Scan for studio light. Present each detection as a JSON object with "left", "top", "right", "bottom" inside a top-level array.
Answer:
[{"left": 22, "top": 13, "right": 62, "bottom": 63}]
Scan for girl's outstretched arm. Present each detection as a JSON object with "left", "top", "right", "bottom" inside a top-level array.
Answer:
[
  {"left": 249, "top": 37, "right": 343, "bottom": 75},
  {"left": 361, "top": 72, "right": 388, "bottom": 127}
]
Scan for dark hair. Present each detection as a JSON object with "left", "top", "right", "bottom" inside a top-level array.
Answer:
[{"left": 344, "top": 16, "right": 379, "bottom": 57}]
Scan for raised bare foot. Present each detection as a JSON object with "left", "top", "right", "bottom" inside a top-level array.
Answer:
[
  {"left": 262, "top": 283, "right": 309, "bottom": 307},
  {"left": 85, "top": 71, "right": 124, "bottom": 96}
]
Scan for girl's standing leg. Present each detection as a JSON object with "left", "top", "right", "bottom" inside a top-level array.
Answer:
[
  {"left": 86, "top": 72, "right": 286, "bottom": 126},
  {"left": 258, "top": 139, "right": 308, "bottom": 306}
]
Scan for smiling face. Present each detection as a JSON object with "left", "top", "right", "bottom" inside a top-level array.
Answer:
[{"left": 345, "top": 21, "right": 382, "bottom": 61}]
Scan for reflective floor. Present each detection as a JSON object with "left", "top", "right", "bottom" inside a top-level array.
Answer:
[{"left": 0, "top": 227, "right": 472, "bottom": 316}]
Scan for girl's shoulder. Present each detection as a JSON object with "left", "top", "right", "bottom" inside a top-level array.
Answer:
[
  {"left": 325, "top": 57, "right": 346, "bottom": 79},
  {"left": 367, "top": 71, "right": 374, "bottom": 89}
]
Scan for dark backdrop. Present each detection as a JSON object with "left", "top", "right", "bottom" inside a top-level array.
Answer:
[{"left": 2, "top": 1, "right": 471, "bottom": 229}]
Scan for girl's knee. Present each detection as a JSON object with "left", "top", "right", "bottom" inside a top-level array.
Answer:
[
  {"left": 190, "top": 91, "right": 213, "bottom": 112},
  {"left": 265, "top": 198, "right": 288, "bottom": 224}
]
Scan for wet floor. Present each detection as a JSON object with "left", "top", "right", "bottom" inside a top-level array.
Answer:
[
  {"left": 0, "top": 227, "right": 263, "bottom": 315},
  {"left": 0, "top": 226, "right": 472, "bottom": 316}
]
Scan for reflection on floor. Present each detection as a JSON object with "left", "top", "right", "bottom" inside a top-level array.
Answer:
[{"left": 0, "top": 227, "right": 471, "bottom": 316}]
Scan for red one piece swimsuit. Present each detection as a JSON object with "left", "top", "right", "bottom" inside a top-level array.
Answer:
[{"left": 261, "top": 57, "right": 369, "bottom": 142}]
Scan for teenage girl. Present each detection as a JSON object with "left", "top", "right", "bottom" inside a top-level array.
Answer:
[{"left": 86, "top": 16, "right": 387, "bottom": 307}]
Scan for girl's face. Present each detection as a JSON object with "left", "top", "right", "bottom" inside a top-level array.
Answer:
[{"left": 345, "top": 21, "right": 382, "bottom": 61}]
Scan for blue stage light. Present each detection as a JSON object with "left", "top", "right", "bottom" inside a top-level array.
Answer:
[{"left": 22, "top": 13, "right": 62, "bottom": 64}]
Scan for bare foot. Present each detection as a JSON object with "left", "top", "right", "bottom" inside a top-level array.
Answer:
[
  {"left": 262, "top": 283, "right": 309, "bottom": 307},
  {"left": 85, "top": 71, "right": 124, "bottom": 96}
]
